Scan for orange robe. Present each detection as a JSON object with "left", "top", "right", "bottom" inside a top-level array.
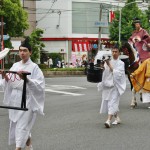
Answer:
[{"left": 130, "top": 58, "right": 150, "bottom": 92}]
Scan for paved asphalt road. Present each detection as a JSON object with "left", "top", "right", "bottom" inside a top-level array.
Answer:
[{"left": 0, "top": 76, "right": 150, "bottom": 150}]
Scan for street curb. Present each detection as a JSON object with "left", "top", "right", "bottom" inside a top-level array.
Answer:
[{"left": 43, "top": 70, "right": 86, "bottom": 77}]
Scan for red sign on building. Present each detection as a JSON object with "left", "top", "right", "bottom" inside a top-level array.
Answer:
[
  {"left": 72, "top": 40, "right": 91, "bottom": 52},
  {"left": 109, "top": 11, "right": 115, "bottom": 23}
]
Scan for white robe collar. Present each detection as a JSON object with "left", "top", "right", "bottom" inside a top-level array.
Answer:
[
  {"left": 111, "top": 58, "right": 119, "bottom": 65},
  {"left": 20, "top": 58, "right": 32, "bottom": 65}
]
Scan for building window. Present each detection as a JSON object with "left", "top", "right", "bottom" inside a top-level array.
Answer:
[{"left": 72, "top": 2, "right": 110, "bottom": 34}]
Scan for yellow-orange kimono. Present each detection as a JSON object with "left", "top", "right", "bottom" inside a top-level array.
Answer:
[{"left": 130, "top": 58, "right": 150, "bottom": 92}]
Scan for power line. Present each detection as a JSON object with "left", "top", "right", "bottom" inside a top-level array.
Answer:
[
  {"left": 25, "top": 4, "right": 117, "bottom": 15},
  {"left": 36, "top": 0, "right": 58, "bottom": 23},
  {"left": 26, "top": 1, "right": 147, "bottom": 20}
]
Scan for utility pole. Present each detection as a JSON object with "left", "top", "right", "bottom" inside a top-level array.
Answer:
[
  {"left": 98, "top": 4, "right": 103, "bottom": 51},
  {"left": 118, "top": 0, "right": 121, "bottom": 44},
  {"left": 0, "top": 0, "right": 2, "bottom": 51},
  {"left": 0, "top": 17, "right": 4, "bottom": 51},
  {"left": 0, "top": 0, "right": 4, "bottom": 69},
  {"left": 1, "top": 17, "right": 4, "bottom": 70}
]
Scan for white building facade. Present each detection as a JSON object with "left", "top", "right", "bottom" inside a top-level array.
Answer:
[
  {"left": 36, "top": 0, "right": 148, "bottom": 64},
  {"left": 36, "top": 0, "right": 123, "bottom": 64}
]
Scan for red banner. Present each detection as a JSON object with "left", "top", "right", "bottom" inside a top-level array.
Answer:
[
  {"left": 72, "top": 38, "right": 114, "bottom": 51},
  {"left": 72, "top": 40, "right": 91, "bottom": 52},
  {"left": 109, "top": 11, "right": 115, "bottom": 23}
]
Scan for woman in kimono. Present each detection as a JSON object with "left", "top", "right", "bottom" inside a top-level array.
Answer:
[
  {"left": 98, "top": 46, "right": 126, "bottom": 128},
  {"left": 0, "top": 37, "right": 45, "bottom": 150}
]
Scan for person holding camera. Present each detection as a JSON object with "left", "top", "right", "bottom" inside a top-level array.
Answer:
[{"left": 98, "top": 46, "right": 126, "bottom": 128}]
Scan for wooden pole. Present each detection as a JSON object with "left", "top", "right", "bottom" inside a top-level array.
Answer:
[
  {"left": 98, "top": 4, "right": 103, "bottom": 51},
  {"left": 0, "top": 0, "right": 4, "bottom": 69},
  {"left": 1, "top": 16, "right": 4, "bottom": 69}
]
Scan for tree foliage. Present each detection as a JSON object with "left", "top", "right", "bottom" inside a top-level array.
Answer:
[
  {"left": 4, "top": 38, "right": 13, "bottom": 48},
  {"left": 109, "top": 0, "right": 149, "bottom": 43},
  {"left": 29, "top": 28, "right": 45, "bottom": 63},
  {"left": 0, "top": 0, "right": 28, "bottom": 37}
]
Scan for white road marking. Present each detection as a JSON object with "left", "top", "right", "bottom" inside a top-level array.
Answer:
[
  {"left": 0, "top": 84, "right": 86, "bottom": 96},
  {"left": 45, "top": 89, "right": 84, "bottom": 96},
  {"left": 45, "top": 84, "right": 86, "bottom": 90},
  {"left": 45, "top": 85, "right": 86, "bottom": 96}
]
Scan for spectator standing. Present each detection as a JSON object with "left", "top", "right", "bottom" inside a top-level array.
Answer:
[{"left": 47, "top": 57, "right": 53, "bottom": 68}]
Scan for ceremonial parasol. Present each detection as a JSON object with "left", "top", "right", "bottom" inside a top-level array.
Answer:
[{"left": 0, "top": 48, "right": 10, "bottom": 60}]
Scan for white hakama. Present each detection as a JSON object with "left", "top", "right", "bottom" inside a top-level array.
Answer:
[
  {"left": 100, "top": 87, "right": 120, "bottom": 115},
  {"left": 9, "top": 108, "right": 36, "bottom": 147}
]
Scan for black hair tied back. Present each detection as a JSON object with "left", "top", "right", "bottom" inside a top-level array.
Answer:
[{"left": 20, "top": 37, "right": 32, "bottom": 51}]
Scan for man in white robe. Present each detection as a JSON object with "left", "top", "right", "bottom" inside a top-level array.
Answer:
[
  {"left": 97, "top": 46, "right": 126, "bottom": 128},
  {"left": 0, "top": 37, "right": 45, "bottom": 150}
]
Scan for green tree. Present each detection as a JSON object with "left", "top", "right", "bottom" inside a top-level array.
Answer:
[
  {"left": 109, "top": 0, "right": 149, "bottom": 43},
  {"left": 4, "top": 38, "right": 13, "bottom": 48},
  {"left": 29, "top": 28, "right": 45, "bottom": 63},
  {"left": 0, "top": 0, "right": 28, "bottom": 37}
]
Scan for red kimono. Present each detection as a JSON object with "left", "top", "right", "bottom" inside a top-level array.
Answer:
[{"left": 128, "top": 28, "right": 150, "bottom": 62}]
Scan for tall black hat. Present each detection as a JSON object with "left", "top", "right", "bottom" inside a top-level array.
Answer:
[
  {"left": 113, "top": 43, "right": 120, "bottom": 50},
  {"left": 20, "top": 37, "right": 32, "bottom": 51},
  {"left": 133, "top": 17, "right": 141, "bottom": 24}
]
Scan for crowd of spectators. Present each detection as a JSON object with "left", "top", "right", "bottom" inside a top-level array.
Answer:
[{"left": 45, "top": 57, "right": 95, "bottom": 69}]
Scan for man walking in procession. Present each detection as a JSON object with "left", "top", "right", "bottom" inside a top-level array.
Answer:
[
  {"left": 98, "top": 45, "right": 126, "bottom": 128},
  {"left": 0, "top": 37, "right": 45, "bottom": 150}
]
